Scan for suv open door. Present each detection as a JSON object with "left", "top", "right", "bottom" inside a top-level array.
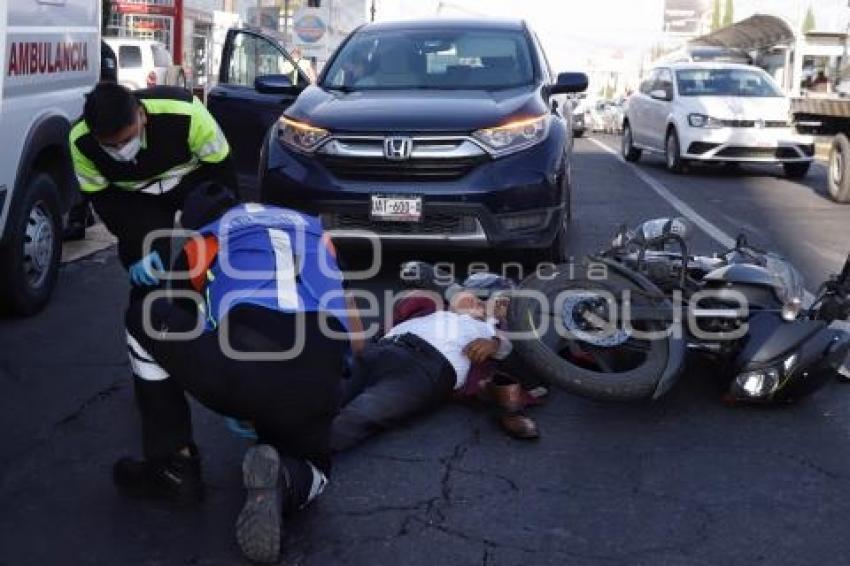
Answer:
[{"left": 207, "top": 28, "right": 310, "bottom": 194}]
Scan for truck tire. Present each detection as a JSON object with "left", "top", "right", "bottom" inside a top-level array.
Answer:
[
  {"left": 507, "top": 261, "right": 671, "bottom": 401},
  {"left": 0, "top": 173, "right": 62, "bottom": 316},
  {"left": 828, "top": 134, "right": 850, "bottom": 203}
]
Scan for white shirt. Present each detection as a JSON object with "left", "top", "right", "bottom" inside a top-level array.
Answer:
[{"left": 385, "top": 310, "right": 511, "bottom": 389}]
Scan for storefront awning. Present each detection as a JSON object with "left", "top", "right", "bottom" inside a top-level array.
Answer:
[{"left": 691, "top": 14, "right": 796, "bottom": 51}]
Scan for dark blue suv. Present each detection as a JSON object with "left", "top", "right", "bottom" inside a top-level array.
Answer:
[{"left": 208, "top": 20, "right": 586, "bottom": 260}]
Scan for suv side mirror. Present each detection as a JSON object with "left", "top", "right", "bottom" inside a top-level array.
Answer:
[
  {"left": 550, "top": 72, "right": 589, "bottom": 95},
  {"left": 255, "top": 74, "right": 300, "bottom": 95},
  {"left": 650, "top": 88, "right": 672, "bottom": 101}
]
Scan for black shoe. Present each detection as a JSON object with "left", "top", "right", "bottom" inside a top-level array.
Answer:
[
  {"left": 236, "top": 445, "right": 287, "bottom": 563},
  {"left": 113, "top": 447, "right": 205, "bottom": 505}
]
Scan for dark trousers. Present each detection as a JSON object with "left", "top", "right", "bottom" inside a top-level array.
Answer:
[
  {"left": 125, "top": 299, "right": 346, "bottom": 487},
  {"left": 331, "top": 333, "right": 456, "bottom": 452}
]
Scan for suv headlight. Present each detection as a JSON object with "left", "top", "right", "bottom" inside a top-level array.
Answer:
[
  {"left": 278, "top": 117, "right": 329, "bottom": 153},
  {"left": 473, "top": 115, "right": 550, "bottom": 157},
  {"left": 688, "top": 113, "right": 723, "bottom": 128}
]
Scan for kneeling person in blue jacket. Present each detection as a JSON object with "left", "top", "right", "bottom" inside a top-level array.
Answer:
[{"left": 120, "top": 183, "right": 357, "bottom": 563}]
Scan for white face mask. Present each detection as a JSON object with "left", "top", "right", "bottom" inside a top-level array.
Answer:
[{"left": 103, "top": 133, "right": 142, "bottom": 162}]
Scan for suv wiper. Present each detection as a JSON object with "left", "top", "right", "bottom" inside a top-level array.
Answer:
[{"left": 324, "top": 85, "right": 357, "bottom": 93}]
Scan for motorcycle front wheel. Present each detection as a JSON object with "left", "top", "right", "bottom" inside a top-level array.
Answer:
[{"left": 508, "top": 261, "right": 675, "bottom": 401}]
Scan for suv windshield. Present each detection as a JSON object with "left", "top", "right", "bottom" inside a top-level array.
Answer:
[
  {"left": 676, "top": 68, "right": 782, "bottom": 97},
  {"left": 322, "top": 29, "right": 535, "bottom": 91}
]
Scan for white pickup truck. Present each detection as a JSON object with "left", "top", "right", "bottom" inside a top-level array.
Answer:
[{"left": 0, "top": 0, "right": 99, "bottom": 315}]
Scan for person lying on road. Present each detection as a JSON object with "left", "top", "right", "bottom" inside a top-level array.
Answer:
[
  {"left": 446, "top": 274, "right": 545, "bottom": 440},
  {"left": 330, "top": 290, "right": 512, "bottom": 451},
  {"left": 396, "top": 264, "right": 546, "bottom": 440},
  {"left": 119, "top": 183, "right": 361, "bottom": 564}
]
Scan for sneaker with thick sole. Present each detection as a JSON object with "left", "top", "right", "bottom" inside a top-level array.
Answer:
[
  {"left": 113, "top": 449, "right": 205, "bottom": 505},
  {"left": 236, "top": 444, "right": 284, "bottom": 564}
]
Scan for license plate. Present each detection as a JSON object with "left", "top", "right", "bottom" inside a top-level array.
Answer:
[{"left": 370, "top": 195, "right": 422, "bottom": 222}]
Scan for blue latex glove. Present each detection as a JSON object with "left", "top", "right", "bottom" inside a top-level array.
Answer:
[{"left": 129, "top": 251, "right": 164, "bottom": 287}]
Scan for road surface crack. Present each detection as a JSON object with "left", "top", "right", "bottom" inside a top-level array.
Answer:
[{"left": 56, "top": 380, "right": 125, "bottom": 427}]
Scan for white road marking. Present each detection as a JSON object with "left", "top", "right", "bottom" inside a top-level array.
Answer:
[{"left": 587, "top": 137, "right": 816, "bottom": 305}]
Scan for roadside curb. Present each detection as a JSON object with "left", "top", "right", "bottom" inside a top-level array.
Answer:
[{"left": 61, "top": 223, "right": 116, "bottom": 264}]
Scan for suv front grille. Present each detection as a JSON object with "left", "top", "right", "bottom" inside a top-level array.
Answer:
[
  {"left": 324, "top": 213, "right": 479, "bottom": 235},
  {"left": 318, "top": 155, "right": 486, "bottom": 182}
]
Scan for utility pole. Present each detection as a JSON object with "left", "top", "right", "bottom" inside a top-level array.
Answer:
[{"left": 370, "top": 0, "right": 376, "bottom": 22}]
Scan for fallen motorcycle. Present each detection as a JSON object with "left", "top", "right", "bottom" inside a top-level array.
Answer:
[{"left": 507, "top": 218, "right": 850, "bottom": 403}]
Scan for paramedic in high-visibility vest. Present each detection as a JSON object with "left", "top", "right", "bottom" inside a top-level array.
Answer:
[
  {"left": 69, "top": 82, "right": 238, "bottom": 286},
  {"left": 120, "top": 183, "right": 363, "bottom": 563}
]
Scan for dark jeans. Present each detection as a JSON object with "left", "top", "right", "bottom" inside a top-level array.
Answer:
[
  {"left": 331, "top": 333, "right": 456, "bottom": 452},
  {"left": 125, "top": 299, "right": 346, "bottom": 480}
]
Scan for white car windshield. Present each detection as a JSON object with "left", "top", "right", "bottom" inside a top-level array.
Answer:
[
  {"left": 676, "top": 68, "right": 782, "bottom": 97},
  {"left": 322, "top": 29, "right": 535, "bottom": 91}
]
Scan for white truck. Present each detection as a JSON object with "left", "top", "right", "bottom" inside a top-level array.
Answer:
[{"left": 0, "top": 0, "right": 99, "bottom": 315}]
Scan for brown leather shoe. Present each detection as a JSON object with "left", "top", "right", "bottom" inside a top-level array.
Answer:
[
  {"left": 489, "top": 382, "right": 526, "bottom": 413},
  {"left": 499, "top": 413, "right": 540, "bottom": 440}
]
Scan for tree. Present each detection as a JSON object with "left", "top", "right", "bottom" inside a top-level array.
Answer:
[
  {"left": 711, "top": 0, "right": 721, "bottom": 31},
  {"left": 722, "top": 0, "right": 733, "bottom": 26},
  {"left": 803, "top": 5, "right": 816, "bottom": 33}
]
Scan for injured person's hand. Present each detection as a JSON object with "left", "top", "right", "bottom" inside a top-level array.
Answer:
[{"left": 464, "top": 337, "right": 501, "bottom": 364}]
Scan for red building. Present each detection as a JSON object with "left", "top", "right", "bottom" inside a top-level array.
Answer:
[{"left": 106, "top": 0, "right": 185, "bottom": 65}]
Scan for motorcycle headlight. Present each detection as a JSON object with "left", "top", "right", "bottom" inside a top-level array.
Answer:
[
  {"left": 733, "top": 367, "right": 781, "bottom": 398},
  {"left": 278, "top": 117, "right": 330, "bottom": 153},
  {"left": 473, "top": 115, "right": 550, "bottom": 157},
  {"left": 688, "top": 113, "right": 723, "bottom": 128},
  {"left": 732, "top": 350, "right": 800, "bottom": 399}
]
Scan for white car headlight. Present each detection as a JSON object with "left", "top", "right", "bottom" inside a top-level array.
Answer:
[
  {"left": 278, "top": 117, "right": 330, "bottom": 153},
  {"left": 473, "top": 115, "right": 550, "bottom": 157},
  {"left": 688, "top": 113, "right": 724, "bottom": 128}
]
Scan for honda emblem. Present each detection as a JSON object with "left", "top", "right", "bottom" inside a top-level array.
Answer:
[{"left": 384, "top": 136, "right": 413, "bottom": 161}]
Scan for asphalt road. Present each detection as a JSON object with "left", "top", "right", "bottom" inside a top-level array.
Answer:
[{"left": 2, "top": 136, "right": 850, "bottom": 566}]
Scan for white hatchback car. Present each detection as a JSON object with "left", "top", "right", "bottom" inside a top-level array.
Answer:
[
  {"left": 104, "top": 38, "right": 186, "bottom": 91},
  {"left": 622, "top": 62, "right": 814, "bottom": 178}
]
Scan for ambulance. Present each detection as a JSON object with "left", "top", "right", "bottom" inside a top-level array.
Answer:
[{"left": 0, "top": 0, "right": 99, "bottom": 315}]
